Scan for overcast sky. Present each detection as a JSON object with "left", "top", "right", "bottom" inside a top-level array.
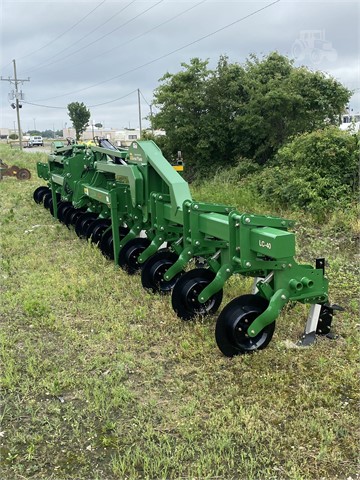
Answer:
[{"left": 1, "top": 0, "right": 359, "bottom": 132}]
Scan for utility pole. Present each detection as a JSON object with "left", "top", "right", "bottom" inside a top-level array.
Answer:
[
  {"left": 137, "top": 88, "right": 142, "bottom": 139},
  {"left": 1, "top": 59, "right": 30, "bottom": 150},
  {"left": 149, "top": 104, "right": 154, "bottom": 135}
]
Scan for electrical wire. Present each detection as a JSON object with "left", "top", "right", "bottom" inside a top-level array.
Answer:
[
  {"left": 89, "top": 89, "right": 138, "bottom": 107},
  {"left": 21, "top": 89, "right": 138, "bottom": 109},
  {"left": 34, "top": 0, "right": 281, "bottom": 102},
  {"left": 24, "top": 0, "right": 138, "bottom": 75},
  {"left": 140, "top": 90, "right": 151, "bottom": 107},
  {"left": 49, "top": 0, "right": 208, "bottom": 75},
  {"left": 25, "top": 0, "right": 164, "bottom": 75},
  {"left": 1, "top": 1, "right": 106, "bottom": 67}
]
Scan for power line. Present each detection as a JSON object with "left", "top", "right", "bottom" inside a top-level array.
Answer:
[
  {"left": 89, "top": 89, "right": 138, "bottom": 107},
  {"left": 21, "top": 89, "right": 138, "bottom": 109},
  {"left": 140, "top": 90, "right": 151, "bottom": 107},
  {"left": 33, "top": 0, "right": 280, "bottom": 102},
  {"left": 24, "top": 0, "right": 137, "bottom": 75},
  {"left": 1, "top": 1, "right": 106, "bottom": 68},
  {"left": 22, "top": 101, "right": 67, "bottom": 110},
  {"left": 25, "top": 0, "right": 164, "bottom": 75},
  {"left": 68, "top": 0, "right": 208, "bottom": 74}
]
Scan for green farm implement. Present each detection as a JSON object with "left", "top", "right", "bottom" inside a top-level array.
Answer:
[{"left": 33, "top": 139, "right": 338, "bottom": 356}]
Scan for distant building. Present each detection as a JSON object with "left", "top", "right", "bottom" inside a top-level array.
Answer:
[
  {"left": 340, "top": 113, "right": 360, "bottom": 133},
  {"left": 0, "top": 128, "right": 11, "bottom": 139},
  {"left": 62, "top": 127, "right": 166, "bottom": 146}
]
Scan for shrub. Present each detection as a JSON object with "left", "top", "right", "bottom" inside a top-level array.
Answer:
[{"left": 249, "top": 127, "right": 359, "bottom": 217}]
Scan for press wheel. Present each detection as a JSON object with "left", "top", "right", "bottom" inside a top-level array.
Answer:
[
  {"left": 215, "top": 294, "right": 274, "bottom": 357},
  {"left": 171, "top": 268, "right": 223, "bottom": 321},
  {"left": 33, "top": 186, "right": 49, "bottom": 204},
  {"left": 118, "top": 237, "right": 151, "bottom": 274},
  {"left": 141, "top": 249, "right": 180, "bottom": 294}
]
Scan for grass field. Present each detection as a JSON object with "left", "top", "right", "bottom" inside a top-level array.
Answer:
[{"left": 0, "top": 145, "right": 359, "bottom": 479}]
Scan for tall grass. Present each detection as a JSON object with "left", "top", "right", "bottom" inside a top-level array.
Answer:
[{"left": 0, "top": 145, "right": 359, "bottom": 479}]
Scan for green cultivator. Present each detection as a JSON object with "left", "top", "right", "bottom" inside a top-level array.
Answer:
[{"left": 33, "top": 139, "right": 338, "bottom": 356}]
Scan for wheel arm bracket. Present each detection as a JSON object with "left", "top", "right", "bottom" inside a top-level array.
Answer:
[
  {"left": 198, "top": 264, "right": 233, "bottom": 304},
  {"left": 248, "top": 288, "right": 289, "bottom": 337}
]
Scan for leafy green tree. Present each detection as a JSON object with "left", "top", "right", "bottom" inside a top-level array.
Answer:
[
  {"left": 67, "top": 102, "right": 91, "bottom": 141},
  {"left": 234, "top": 52, "right": 351, "bottom": 163},
  {"left": 151, "top": 52, "right": 351, "bottom": 178},
  {"left": 8, "top": 133, "right": 18, "bottom": 140}
]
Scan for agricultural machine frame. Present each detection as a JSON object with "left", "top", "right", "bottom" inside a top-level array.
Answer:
[{"left": 33, "top": 139, "right": 338, "bottom": 356}]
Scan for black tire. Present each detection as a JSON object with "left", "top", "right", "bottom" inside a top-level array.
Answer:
[
  {"left": 16, "top": 168, "right": 31, "bottom": 180},
  {"left": 43, "top": 191, "right": 53, "bottom": 209},
  {"left": 90, "top": 220, "right": 111, "bottom": 244},
  {"left": 141, "top": 249, "right": 181, "bottom": 294},
  {"left": 215, "top": 294, "right": 274, "bottom": 357},
  {"left": 171, "top": 268, "right": 223, "bottom": 321},
  {"left": 74, "top": 212, "right": 99, "bottom": 238},
  {"left": 64, "top": 207, "right": 85, "bottom": 228},
  {"left": 99, "top": 226, "right": 129, "bottom": 260},
  {"left": 33, "top": 186, "right": 49, "bottom": 204},
  {"left": 85, "top": 218, "right": 111, "bottom": 242},
  {"left": 57, "top": 202, "right": 72, "bottom": 223},
  {"left": 118, "top": 237, "right": 151, "bottom": 274}
]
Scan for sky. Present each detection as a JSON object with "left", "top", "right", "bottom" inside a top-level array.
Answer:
[{"left": 1, "top": 0, "right": 359, "bottom": 133}]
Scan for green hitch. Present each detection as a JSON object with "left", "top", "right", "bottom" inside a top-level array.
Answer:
[
  {"left": 198, "top": 264, "right": 234, "bottom": 304},
  {"left": 248, "top": 288, "right": 289, "bottom": 337}
]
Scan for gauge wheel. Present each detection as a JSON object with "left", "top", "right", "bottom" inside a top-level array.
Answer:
[
  {"left": 118, "top": 237, "right": 151, "bottom": 274},
  {"left": 171, "top": 268, "right": 223, "bottom": 321},
  {"left": 141, "top": 249, "right": 181, "bottom": 294},
  {"left": 215, "top": 294, "right": 275, "bottom": 357}
]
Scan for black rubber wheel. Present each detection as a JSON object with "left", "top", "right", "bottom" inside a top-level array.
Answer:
[
  {"left": 141, "top": 249, "right": 181, "bottom": 294},
  {"left": 57, "top": 202, "right": 72, "bottom": 223},
  {"left": 63, "top": 207, "right": 76, "bottom": 227},
  {"left": 99, "top": 226, "right": 130, "bottom": 260},
  {"left": 64, "top": 207, "right": 85, "bottom": 227},
  {"left": 215, "top": 294, "right": 275, "bottom": 357},
  {"left": 91, "top": 220, "right": 111, "bottom": 244},
  {"left": 85, "top": 218, "right": 111, "bottom": 241},
  {"left": 74, "top": 212, "right": 99, "bottom": 238},
  {"left": 33, "top": 186, "right": 49, "bottom": 204},
  {"left": 71, "top": 210, "right": 87, "bottom": 228},
  {"left": 118, "top": 237, "right": 151, "bottom": 274},
  {"left": 171, "top": 268, "right": 223, "bottom": 321},
  {"left": 316, "top": 304, "right": 333, "bottom": 335},
  {"left": 43, "top": 191, "right": 53, "bottom": 209}
]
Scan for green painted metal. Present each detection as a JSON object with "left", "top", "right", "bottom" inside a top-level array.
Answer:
[{"left": 34, "top": 138, "right": 332, "bottom": 355}]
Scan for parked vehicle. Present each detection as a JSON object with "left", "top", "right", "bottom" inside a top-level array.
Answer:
[{"left": 29, "top": 136, "right": 44, "bottom": 147}]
